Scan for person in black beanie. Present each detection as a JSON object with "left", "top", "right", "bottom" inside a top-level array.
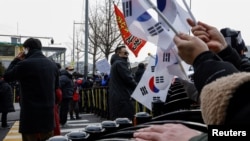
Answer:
[{"left": 3, "top": 38, "right": 60, "bottom": 141}]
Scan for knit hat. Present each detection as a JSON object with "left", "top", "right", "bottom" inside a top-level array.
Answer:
[
  {"left": 23, "top": 38, "right": 42, "bottom": 50},
  {"left": 200, "top": 72, "right": 250, "bottom": 125}
]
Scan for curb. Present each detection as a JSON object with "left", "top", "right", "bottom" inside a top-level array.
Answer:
[{"left": 3, "top": 121, "right": 21, "bottom": 141}]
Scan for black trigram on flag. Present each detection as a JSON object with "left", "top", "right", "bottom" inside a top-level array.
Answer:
[
  {"left": 163, "top": 52, "right": 171, "bottom": 62},
  {"left": 122, "top": 0, "right": 132, "bottom": 17},
  {"left": 148, "top": 22, "right": 164, "bottom": 36},
  {"left": 151, "top": 66, "right": 155, "bottom": 72},
  {"left": 155, "top": 76, "right": 164, "bottom": 84},
  {"left": 140, "top": 86, "right": 148, "bottom": 96}
]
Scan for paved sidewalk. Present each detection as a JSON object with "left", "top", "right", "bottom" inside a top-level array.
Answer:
[
  {"left": 1, "top": 103, "right": 107, "bottom": 141},
  {"left": 0, "top": 103, "right": 20, "bottom": 141},
  {"left": 2, "top": 121, "right": 21, "bottom": 141},
  {"left": 8, "top": 103, "right": 20, "bottom": 121}
]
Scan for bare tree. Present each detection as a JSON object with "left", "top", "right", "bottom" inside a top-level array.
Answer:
[
  {"left": 74, "top": 0, "right": 123, "bottom": 74},
  {"left": 88, "top": 2, "right": 105, "bottom": 75},
  {"left": 87, "top": 0, "right": 123, "bottom": 73}
]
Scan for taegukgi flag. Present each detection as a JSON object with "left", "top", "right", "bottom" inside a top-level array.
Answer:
[
  {"left": 122, "top": 0, "right": 173, "bottom": 50},
  {"left": 131, "top": 56, "right": 171, "bottom": 110},
  {"left": 122, "top": 0, "right": 192, "bottom": 51}
]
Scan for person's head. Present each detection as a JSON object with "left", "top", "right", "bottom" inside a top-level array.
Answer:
[
  {"left": 23, "top": 38, "right": 42, "bottom": 55},
  {"left": 138, "top": 63, "right": 145, "bottom": 69},
  {"left": 116, "top": 45, "right": 129, "bottom": 58},
  {"left": 56, "top": 63, "right": 61, "bottom": 70},
  {"left": 200, "top": 72, "right": 250, "bottom": 125},
  {"left": 65, "top": 66, "right": 74, "bottom": 74}
]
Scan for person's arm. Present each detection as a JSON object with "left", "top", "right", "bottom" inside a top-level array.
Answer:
[
  {"left": 187, "top": 19, "right": 250, "bottom": 72},
  {"left": 4, "top": 59, "right": 23, "bottom": 82},
  {"left": 3, "top": 52, "right": 25, "bottom": 82},
  {"left": 174, "top": 33, "right": 239, "bottom": 93},
  {"left": 192, "top": 51, "right": 239, "bottom": 93},
  {"left": 218, "top": 46, "right": 250, "bottom": 71}
]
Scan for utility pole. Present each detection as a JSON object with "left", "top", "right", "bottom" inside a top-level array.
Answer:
[
  {"left": 73, "top": 21, "right": 75, "bottom": 63},
  {"left": 84, "top": 0, "right": 89, "bottom": 79}
]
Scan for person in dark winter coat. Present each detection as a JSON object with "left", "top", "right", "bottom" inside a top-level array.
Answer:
[
  {"left": 0, "top": 75, "right": 15, "bottom": 128},
  {"left": 134, "top": 63, "right": 145, "bottom": 83},
  {"left": 108, "top": 46, "right": 137, "bottom": 121},
  {"left": 59, "top": 66, "right": 74, "bottom": 126},
  {"left": 134, "top": 20, "right": 250, "bottom": 141},
  {"left": 3, "top": 38, "right": 59, "bottom": 141},
  {"left": 134, "top": 63, "right": 146, "bottom": 112}
]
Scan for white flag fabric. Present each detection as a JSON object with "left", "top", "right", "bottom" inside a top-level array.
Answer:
[
  {"left": 154, "top": 44, "right": 176, "bottom": 90},
  {"left": 131, "top": 56, "right": 171, "bottom": 110},
  {"left": 172, "top": 0, "right": 191, "bottom": 33}
]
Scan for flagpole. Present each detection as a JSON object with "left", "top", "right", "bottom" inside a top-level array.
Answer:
[
  {"left": 182, "top": 0, "right": 196, "bottom": 24},
  {"left": 171, "top": 47, "right": 189, "bottom": 80},
  {"left": 145, "top": 0, "right": 178, "bottom": 35},
  {"left": 148, "top": 53, "right": 156, "bottom": 59}
]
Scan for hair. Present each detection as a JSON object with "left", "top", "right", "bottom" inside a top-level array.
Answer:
[
  {"left": 115, "top": 45, "right": 126, "bottom": 54},
  {"left": 56, "top": 63, "right": 61, "bottom": 70},
  {"left": 138, "top": 63, "right": 145, "bottom": 69},
  {"left": 23, "top": 38, "right": 42, "bottom": 50}
]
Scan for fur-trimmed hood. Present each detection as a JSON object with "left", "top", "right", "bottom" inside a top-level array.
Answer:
[{"left": 200, "top": 72, "right": 250, "bottom": 125}]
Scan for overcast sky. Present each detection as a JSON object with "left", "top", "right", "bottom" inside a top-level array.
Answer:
[{"left": 0, "top": 0, "right": 249, "bottom": 63}]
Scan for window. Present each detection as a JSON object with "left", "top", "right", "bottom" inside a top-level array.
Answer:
[{"left": 0, "top": 44, "right": 15, "bottom": 56}]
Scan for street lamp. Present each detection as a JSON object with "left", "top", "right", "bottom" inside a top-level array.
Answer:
[
  {"left": 73, "top": 21, "right": 84, "bottom": 63},
  {"left": 76, "top": 47, "right": 84, "bottom": 72}
]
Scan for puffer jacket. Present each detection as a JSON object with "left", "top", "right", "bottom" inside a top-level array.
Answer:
[{"left": 59, "top": 70, "right": 74, "bottom": 98}]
